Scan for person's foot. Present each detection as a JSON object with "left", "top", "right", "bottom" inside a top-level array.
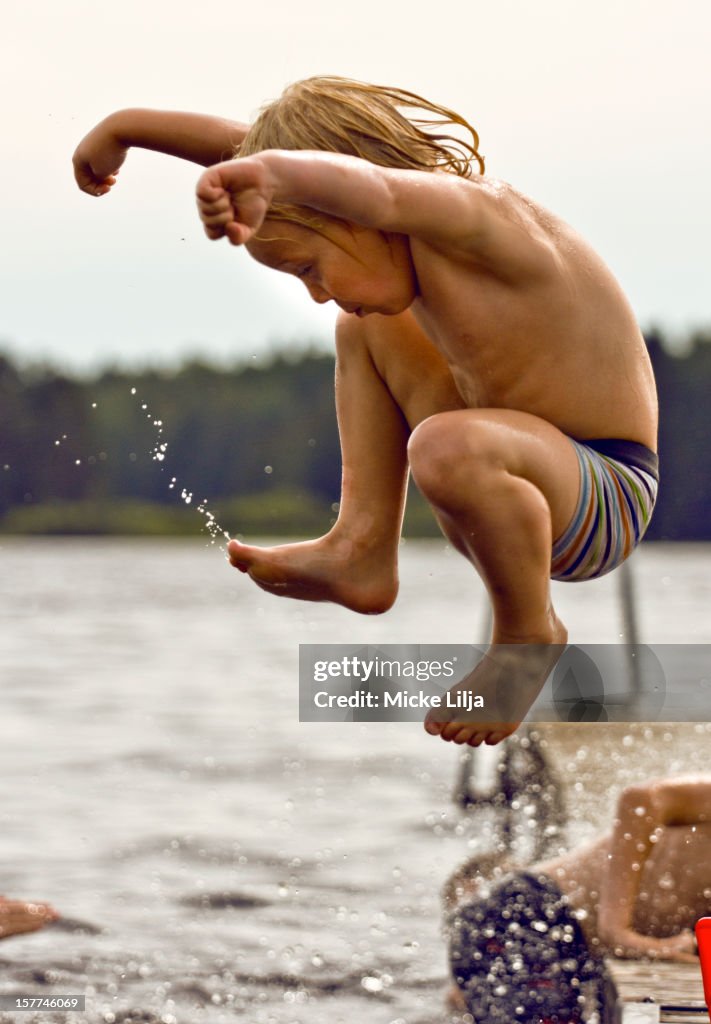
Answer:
[
  {"left": 424, "top": 615, "right": 568, "bottom": 745},
  {"left": 227, "top": 530, "right": 398, "bottom": 614},
  {"left": 0, "top": 896, "right": 59, "bottom": 939}
]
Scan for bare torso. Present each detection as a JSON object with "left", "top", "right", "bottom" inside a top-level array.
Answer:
[
  {"left": 409, "top": 178, "right": 658, "bottom": 450},
  {"left": 536, "top": 823, "right": 711, "bottom": 950}
]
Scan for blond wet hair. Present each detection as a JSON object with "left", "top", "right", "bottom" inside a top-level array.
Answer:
[{"left": 238, "top": 76, "right": 485, "bottom": 230}]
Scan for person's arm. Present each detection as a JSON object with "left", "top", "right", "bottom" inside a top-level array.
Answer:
[
  {"left": 195, "top": 150, "right": 550, "bottom": 279},
  {"left": 73, "top": 109, "right": 249, "bottom": 196},
  {"left": 598, "top": 776, "right": 711, "bottom": 962}
]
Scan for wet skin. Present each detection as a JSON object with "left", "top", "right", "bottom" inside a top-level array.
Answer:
[{"left": 217, "top": 174, "right": 657, "bottom": 747}]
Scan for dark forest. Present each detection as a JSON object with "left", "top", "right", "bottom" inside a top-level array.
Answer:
[{"left": 1, "top": 331, "right": 708, "bottom": 539}]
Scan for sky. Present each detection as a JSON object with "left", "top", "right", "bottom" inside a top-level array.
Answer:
[{"left": 1, "top": 0, "right": 710, "bottom": 371}]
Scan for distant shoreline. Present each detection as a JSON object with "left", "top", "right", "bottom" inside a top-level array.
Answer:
[{"left": 0, "top": 491, "right": 443, "bottom": 538}]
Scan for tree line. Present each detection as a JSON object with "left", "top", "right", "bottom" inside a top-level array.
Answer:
[{"left": 0, "top": 331, "right": 709, "bottom": 539}]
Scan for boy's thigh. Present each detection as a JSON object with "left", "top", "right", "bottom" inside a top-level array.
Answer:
[
  {"left": 339, "top": 310, "right": 466, "bottom": 427},
  {"left": 411, "top": 407, "right": 582, "bottom": 541}
]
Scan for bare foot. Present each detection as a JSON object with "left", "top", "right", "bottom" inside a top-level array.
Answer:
[
  {"left": 227, "top": 530, "right": 398, "bottom": 614},
  {"left": 0, "top": 896, "right": 59, "bottom": 939},
  {"left": 424, "top": 615, "right": 568, "bottom": 746}
]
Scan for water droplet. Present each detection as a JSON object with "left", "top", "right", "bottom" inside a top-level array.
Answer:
[
  {"left": 264, "top": 465, "right": 273, "bottom": 474},
  {"left": 130, "top": 387, "right": 136, "bottom": 395},
  {"left": 361, "top": 976, "right": 383, "bottom": 993}
]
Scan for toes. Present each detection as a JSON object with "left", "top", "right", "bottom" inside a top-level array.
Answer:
[
  {"left": 424, "top": 708, "right": 449, "bottom": 734},
  {"left": 466, "top": 731, "right": 487, "bottom": 747},
  {"left": 485, "top": 726, "right": 515, "bottom": 745},
  {"left": 227, "top": 540, "right": 252, "bottom": 570},
  {"left": 440, "top": 720, "right": 466, "bottom": 742},
  {"left": 440, "top": 722, "right": 483, "bottom": 744}
]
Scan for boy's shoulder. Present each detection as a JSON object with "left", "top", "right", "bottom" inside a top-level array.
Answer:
[
  {"left": 472, "top": 176, "right": 565, "bottom": 239},
  {"left": 407, "top": 173, "right": 566, "bottom": 284}
]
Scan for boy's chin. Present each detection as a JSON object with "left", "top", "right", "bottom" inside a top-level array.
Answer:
[
  {"left": 341, "top": 295, "right": 413, "bottom": 318},
  {"left": 370, "top": 296, "right": 415, "bottom": 317}
]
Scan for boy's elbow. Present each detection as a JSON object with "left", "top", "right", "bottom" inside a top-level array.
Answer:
[
  {"left": 614, "top": 782, "right": 658, "bottom": 826},
  {"left": 618, "top": 781, "right": 654, "bottom": 808}
]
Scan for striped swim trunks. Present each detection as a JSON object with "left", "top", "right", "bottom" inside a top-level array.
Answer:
[{"left": 550, "top": 438, "right": 659, "bottom": 582}]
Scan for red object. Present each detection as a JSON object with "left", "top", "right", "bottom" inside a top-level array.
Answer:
[{"left": 697, "top": 917, "right": 711, "bottom": 1022}]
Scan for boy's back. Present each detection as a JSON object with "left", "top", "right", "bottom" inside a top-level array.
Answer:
[{"left": 407, "top": 176, "right": 657, "bottom": 449}]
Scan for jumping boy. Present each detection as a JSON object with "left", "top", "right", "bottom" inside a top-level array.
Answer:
[{"left": 73, "top": 78, "right": 659, "bottom": 746}]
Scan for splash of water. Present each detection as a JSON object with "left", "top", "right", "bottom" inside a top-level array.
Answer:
[
  {"left": 129, "top": 387, "right": 231, "bottom": 548},
  {"left": 38, "top": 391, "right": 231, "bottom": 550}
]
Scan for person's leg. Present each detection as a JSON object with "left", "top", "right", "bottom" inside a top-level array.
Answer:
[
  {"left": 229, "top": 312, "right": 581, "bottom": 745},
  {"left": 0, "top": 895, "right": 58, "bottom": 939},
  {"left": 406, "top": 408, "right": 580, "bottom": 744},
  {"left": 227, "top": 309, "right": 464, "bottom": 612}
]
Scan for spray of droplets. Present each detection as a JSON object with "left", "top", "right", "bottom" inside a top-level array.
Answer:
[{"left": 129, "top": 386, "right": 231, "bottom": 548}]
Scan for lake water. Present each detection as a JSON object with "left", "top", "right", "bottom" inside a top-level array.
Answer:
[{"left": 0, "top": 538, "right": 709, "bottom": 1023}]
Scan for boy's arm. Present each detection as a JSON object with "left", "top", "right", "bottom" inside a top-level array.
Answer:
[
  {"left": 196, "top": 151, "right": 550, "bottom": 279},
  {"left": 74, "top": 109, "right": 249, "bottom": 196},
  {"left": 598, "top": 776, "right": 710, "bottom": 962}
]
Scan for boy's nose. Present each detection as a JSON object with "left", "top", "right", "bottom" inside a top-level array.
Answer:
[{"left": 305, "top": 282, "right": 331, "bottom": 304}]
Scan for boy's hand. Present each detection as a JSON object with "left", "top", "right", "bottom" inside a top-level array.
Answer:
[
  {"left": 73, "top": 117, "right": 128, "bottom": 196},
  {"left": 196, "top": 158, "right": 273, "bottom": 245}
]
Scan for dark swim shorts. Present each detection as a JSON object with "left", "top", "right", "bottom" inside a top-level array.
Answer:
[{"left": 448, "top": 871, "right": 610, "bottom": 1023}]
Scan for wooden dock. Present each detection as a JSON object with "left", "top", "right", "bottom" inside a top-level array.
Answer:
[{"left": 603, "top": 959, "right": 708, "bottom": 1023}]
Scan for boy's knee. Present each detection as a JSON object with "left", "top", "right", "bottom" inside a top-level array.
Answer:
[
  {"left": 335, "top": 309, "right": 368, "bottom": 353},
  {"left": 408, "top": 415, "right": 504, "bottom": 504}
]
